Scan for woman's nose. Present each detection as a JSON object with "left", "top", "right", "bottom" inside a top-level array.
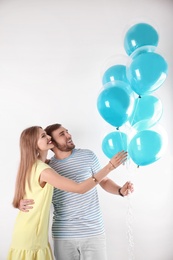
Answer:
[{"left": 47, "top": 135, "right": 51, "bottom": 141}]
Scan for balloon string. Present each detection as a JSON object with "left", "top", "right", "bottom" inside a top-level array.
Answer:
[
  {"left": 116, "top": 128, "right": 127, "bottom": 152},
  {"left": 125, "top": 163, "right": 139, "bottom": 260},
  {"left": 130, "top": 95, "right": 141, "bottom": 127},
  {"left": 126, "top": 192, "right": 135, "bottom": 260}
]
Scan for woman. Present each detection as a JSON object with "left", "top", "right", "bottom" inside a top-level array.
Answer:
[{"left": 7, "top": 126, "right": 127, "bottom": 260}]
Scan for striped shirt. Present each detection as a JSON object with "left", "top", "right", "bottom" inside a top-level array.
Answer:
[{"left": 49, "top": 148, "right": 105, "bottom": 238}]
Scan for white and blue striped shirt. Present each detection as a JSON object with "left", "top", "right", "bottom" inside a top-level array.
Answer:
[{"left": 49, "top": 148, "right": 105, "bottom": 238}]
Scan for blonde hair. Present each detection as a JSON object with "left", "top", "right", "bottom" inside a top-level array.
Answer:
[{"left": 12, "top": 126, "right": 41, "bottom": 208}]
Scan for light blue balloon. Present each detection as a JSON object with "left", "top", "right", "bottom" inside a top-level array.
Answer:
[
  {"left": 126, "top": 52, "right": 168, "bottom": 96},
  {"left": 124, "top": 23, "right": 159, "bottom": 56},
  {"left": 102, "top": 131, "right": 128, "bottom": 159},
  {"left": 129, "top": 95, "right": 163, "bottom": 131},
  {"left": 128, "top": 130, "right": 163, "bottom": 166},
  {"left": 97, "top": 81, "right": 135, "bottom": 128},
  {"left": 102, "top": 65, "right": 129, "bottom": 85}
]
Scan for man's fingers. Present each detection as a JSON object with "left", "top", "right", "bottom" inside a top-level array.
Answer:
[
  {"left": 22, "top": 205, "right": 33, "bottom": 212},
  {"left": 20, "top": 199, "right": 34, "bottom": 212},
  {"left": 21, "top": 199, "right": 35, "bottom": 206}
]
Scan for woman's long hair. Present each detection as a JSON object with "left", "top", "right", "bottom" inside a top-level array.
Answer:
[{"left": 12, "top": 126, "right": 41, "bottom": 208}]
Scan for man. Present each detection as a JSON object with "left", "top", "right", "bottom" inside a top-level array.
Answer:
[{"left": 20, "top": 123, "right": 134, "bottom": 260}]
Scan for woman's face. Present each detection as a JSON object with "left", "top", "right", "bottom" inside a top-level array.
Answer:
[{"left": 37, "top": 128, "right": 54, "bottom": 152}]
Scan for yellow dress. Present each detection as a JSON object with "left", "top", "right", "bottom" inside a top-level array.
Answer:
[{"left": 7, "top": 160, "right": 54, "bottom": 260}]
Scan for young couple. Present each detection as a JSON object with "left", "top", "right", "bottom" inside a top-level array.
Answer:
[{"left": 7, "top": 123, "right": 134, "bottom": 260}]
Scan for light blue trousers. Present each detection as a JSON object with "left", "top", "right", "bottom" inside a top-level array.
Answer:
[{"left": 53, "top": 234, "right": 107, "bottom": 260}]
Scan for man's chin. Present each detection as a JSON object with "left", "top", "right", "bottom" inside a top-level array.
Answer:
[{"left": 66, "top": 144, "right": 75, "bottom": 151}]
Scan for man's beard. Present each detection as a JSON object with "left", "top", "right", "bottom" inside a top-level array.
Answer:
[{"left": 54, "top": 141, "right": 75, "bottom": 152}]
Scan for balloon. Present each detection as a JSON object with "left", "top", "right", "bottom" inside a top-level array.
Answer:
[
  {"left": 130, "top": 45, "right": 156, "bottom": 59},
  {"left": 102, "top": 131, "right": 128, "bottom": 159},
  {"left": 126, "top": 52, "right": 168, "bottom": 96},
  {"left": 100, "top": 54, "right": 129, "bottom": 78},
  {"left": 102, "top": 65, "right": 129, "bottom": 85},
  {"left": 97, "top": 81, "right": 135, "bottom": 128},
  {"left": 129, "top": 95, "right": 163, "bottom": 131},
  {"left": 128, "top": 129, "right": 166, "bottom": 166},
  {"left": 124, "top": 23, "right": 159, "bottom": 56}
]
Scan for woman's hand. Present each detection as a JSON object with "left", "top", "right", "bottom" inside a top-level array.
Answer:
[{"left": 109, "top": 150, "right": 128, "bottom": 170}]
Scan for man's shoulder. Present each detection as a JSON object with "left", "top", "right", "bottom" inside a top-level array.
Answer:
[
  {"left": 75, "top": 148, "right": 98, "bottom": 159},
  {"left": 75, "top": 148, "right": 95, "bottom": 154}
]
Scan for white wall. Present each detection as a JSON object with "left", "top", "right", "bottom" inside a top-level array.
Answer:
[{"left": 0, "top": 0, "right": 173, "bottom": 259}]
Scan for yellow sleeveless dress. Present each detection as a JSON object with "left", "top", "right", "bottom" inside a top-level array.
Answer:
[{"left": 7, "top": 160, "right": 54, "bottom": 260}]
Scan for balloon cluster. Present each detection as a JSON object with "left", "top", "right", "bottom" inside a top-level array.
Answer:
[{"left": 97, "top": 22, "right": 168, "bottom": 167}]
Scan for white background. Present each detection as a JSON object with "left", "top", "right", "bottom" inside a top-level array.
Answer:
[{"left": 0, "top": 0, "right": 173, "bottom": 259}]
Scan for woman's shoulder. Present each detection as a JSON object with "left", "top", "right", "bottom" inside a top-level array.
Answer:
[{"left": 36, "top": 160, "right": 51, "bottom": 171}]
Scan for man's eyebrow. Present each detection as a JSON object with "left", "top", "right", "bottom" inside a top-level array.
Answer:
[
  {"left": 59, "top": 130, "right": 65, "bottom": 135},
  {"left": 58, "top": 129, "right": 68, "bottom": 135}
]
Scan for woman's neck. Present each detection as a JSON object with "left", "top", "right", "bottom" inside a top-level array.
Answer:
[{"left": 38, "top": 151, "right": 48, "bottom": 162}]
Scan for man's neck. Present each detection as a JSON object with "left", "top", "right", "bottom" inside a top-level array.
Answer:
[{"left": 54, "top": 149, "right": 73, "bottom": 160}]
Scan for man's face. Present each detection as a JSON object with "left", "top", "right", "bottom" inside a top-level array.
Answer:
[{"left": 51, "top": 126, "right": 75, "bottom": 152}]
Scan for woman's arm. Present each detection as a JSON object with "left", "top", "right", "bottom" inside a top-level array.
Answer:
[
  {"left": 19, "top": 151, "right": 127, "bottom": 211},
  {"left": 40, "top": 150, "right": 127, "bottom": 194}
]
